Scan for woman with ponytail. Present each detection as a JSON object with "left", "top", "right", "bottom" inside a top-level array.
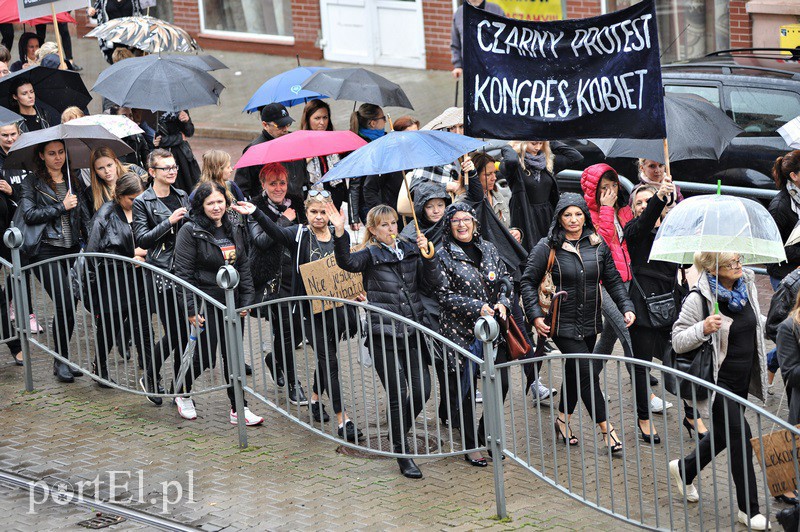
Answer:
[{"left": 767, "top": 150, "right": 800, "bottom": 287}]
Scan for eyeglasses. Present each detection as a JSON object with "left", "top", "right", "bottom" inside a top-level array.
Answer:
[
  {"left": 153, "top": 165, "right": 178, "bottom": 173},
  {"left": 450, "top": 217, "right": 474, "bottom": 226},
  {"left": 308, "top": 189, "right": 331, "bottom": 198},
  {"left": 375, "top": 116, "right": 387, "bottom": 122},
  {"left": 723, "top": 259, "right": 742, "bottom": 269}
]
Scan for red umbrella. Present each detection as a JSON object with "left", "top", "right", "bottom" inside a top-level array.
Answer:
[
  {"left": 0, "top": 0, "right": 76, "bottom": 25},
  {"left": 234, "top": 130, "right": 367, "bottom": 169}
]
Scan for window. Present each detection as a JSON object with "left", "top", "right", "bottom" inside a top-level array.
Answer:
[
  {"left": 200, "top": 0, "right": 293, "bottom": 38},
  {"left": 664, "top": 85, "right": 721, "bottom": 108},
  {"left": 727, "top": 87, "right": 800, "bottom": 136}
]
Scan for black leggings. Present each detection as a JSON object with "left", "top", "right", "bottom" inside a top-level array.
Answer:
[
  {"left": 147, "top": 277, "right": 189, "bottom": 385},
  {"left": 32, "top": 244, "right": 79, "bottom": 360},
  {"left": 371, "top": 334, "right": 431, "bottom": 449},
  {"left": 265, "top": 300, "right": 299, "bottom": 386},
  {"left": 303, "top": 307, "right": 345, "bottom": 413},
  {"left": 553, "top": 335, "right": 607, "bottom": 423}
]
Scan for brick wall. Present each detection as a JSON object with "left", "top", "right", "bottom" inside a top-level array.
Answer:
[
  {"left": 729, "top": 0, "right": 752, "bottom": 48},
  {"left": 566, "top": 0, "right": 601, "bottom": 19},
  {"left": 424, "top": 0, "right": 455, "bottom": 71}
]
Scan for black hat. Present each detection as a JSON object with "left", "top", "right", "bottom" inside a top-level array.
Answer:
[{"left": 260, "top": 103, "right": 294, "bottom": 127}]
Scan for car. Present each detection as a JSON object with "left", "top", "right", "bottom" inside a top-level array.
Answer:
[{"left": 562, "top": 49, "right": 800, "bottom": 192}]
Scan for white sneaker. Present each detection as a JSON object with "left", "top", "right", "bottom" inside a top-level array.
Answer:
[
  {"left": 531, "top": 379, "right": 557, "bottom": 401},
  {"left": 650, "top": 395, "right": 674, "bottom": 413},
  {"left": 175, "top": 396, "right": 197, "bottom": 420},
  {"left": 230, "top": 407, "right": 264, "bottom": 426},
  {"left": 29, "top": 313, "right": 44, "bottom": 333},
  {"left": 737, "top": 510, "right": 770, "bottom": 530},
  {"left": 475, "top": 390, "right": 483, "bottom": 403},
  {"left": 669, "top": 460, "right": 699, "bottom": 502}
]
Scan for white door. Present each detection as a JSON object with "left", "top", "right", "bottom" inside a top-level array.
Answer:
[{"left": 319, "top": 0, "right": 426, "bottom": 69}]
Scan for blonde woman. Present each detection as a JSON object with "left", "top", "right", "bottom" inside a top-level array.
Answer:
[
  {"left": 637, "top": 159, "right": 683, "bottom": 213},
  {"left": 87, "top": 147, "right": 146, "bottom": 215},
  {"left": 330, "top": 203, "right": 435, "bottom": 479},
  {"left": 196, "top": 150, "right": 244, "bottom": 202},
  {"left": 499, "top": 140, "right": 582, "bottom": 251}
]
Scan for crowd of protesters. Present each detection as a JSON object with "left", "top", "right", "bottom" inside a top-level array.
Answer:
[{"left": 0, "top": 26, "right": 798, "bottom": 528}]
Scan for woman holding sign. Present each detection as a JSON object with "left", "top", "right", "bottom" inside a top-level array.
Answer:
[
  {"left": 330, "top": 203, "right": 438, "bottom": 480},
  {"left": 247, "top": 190, "right": 363, "bottom": 443}
]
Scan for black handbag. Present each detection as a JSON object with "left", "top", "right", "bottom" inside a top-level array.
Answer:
[
  {"left": 631, "top": 275, "right": 677, "bottom": 330},
  {"left": 671, "top": 289, "right": 714, "bottom": 400}
]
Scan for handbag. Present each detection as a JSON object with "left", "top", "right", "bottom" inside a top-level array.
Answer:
[
  {"left": 11, "top": 206, "right": 46, "bottom": 257},
  {"left": 631, "top": 275, "right": 677, "bottom": 330},
  {"left": 498, "top": 313, "right": 531, "bottom": 360},
  {"left": 671, "top": 289, "right": 714, "bottom": 400},
  {"left": 538, "top": 248, "right": 557, "bottom": 313}
]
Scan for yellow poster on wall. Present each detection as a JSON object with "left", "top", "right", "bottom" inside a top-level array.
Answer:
[{"left": 494, "top": 0, "right": 565, "bottom": 22}]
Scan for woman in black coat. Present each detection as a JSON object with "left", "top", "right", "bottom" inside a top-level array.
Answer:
[
  {"left": 435, "top": 202, "right": 512, "bottom": 467},
  {"left": 155, "top": 111, "right": 201, "bottom": 194},
  {"left": 172, "top": 182, "right": 262, "bottom": 425},
  {"left": 499, "top": 140, "right": 583, "bottom": 252},
  {"left": 20, "top": 140, "right": 90, "bottom": 383},
  {"left": 84, "top": 173, "right": 151, "bottom": 385},
  {"left": 520, "top": 193, "right": 634, "bottom": 453},
  {"left": 247, "top": 163, "right": 307, "bottom": 405},
  {"left": 767, "top": 150, "right": 800, "bottom": 286},
  {"left": 331, "top": 203, "right": 436, "bottom": 480}
]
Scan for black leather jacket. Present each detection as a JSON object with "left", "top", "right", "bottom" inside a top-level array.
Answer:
[
  {"left": 131, "top": 185, "right": 189, "bottom": 271},
  {"left": 20, "top": 173, "right": 89, "bottom": 255}
]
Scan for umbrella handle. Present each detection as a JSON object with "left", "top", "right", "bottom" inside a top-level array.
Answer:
[
  {"left": 663, "top": 138, "right": 671, "bottom": 177},
  {"left": 402, "top": 175, "right": 435, "bottom": 259}
]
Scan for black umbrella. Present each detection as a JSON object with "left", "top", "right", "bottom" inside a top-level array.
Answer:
[
  {"left": 590, "top": 93, "right": 742, "bottom": 166},
  {"left": 0, "top": 66, "right": 92, "bottom": 114},
  {"left": 0, "top": 106, "right": 22, "bottom": 127},
  {"left": 92, "top": 55, "right": 225, "bottom": 113},
  {"left": 301, "top": 68, "right": 413, "bottom": 109},
  {"left": 4, "top": 123, "right": 132, "bottom": 172}
]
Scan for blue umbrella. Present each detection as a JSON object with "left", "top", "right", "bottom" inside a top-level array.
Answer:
[
  {"left": 319, "top": 130, "right": 485, "bottom": 183},
  {"left": 243, "top": 66, "right": 330, "bottom": 112}
]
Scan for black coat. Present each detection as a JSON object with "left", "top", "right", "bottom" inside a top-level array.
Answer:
[
  {"left": 157, "top": 112, "right": 200, "bottom": 194},
  {"left": 361, "top": 171, "right": 404, "bottom": 221},
  {"left": 776, "top": 317, "right": 800, "bottom": 424},
  {"left": 172, "top": 217, "right": 255, "bottom": 315},
  {"left": 520, "top": 193, "right": 633, "bottom": 340},
  {"left": 20, "top": 173, "right": 90, "bottom": 256},
  {"left": 233, "top": 130, "right": 308, "bottom": 200},
  {"left": 334, "top": 230, "right": 437, "bottom": 336},
  {"left": 767, "top": 268, "right": 800, "bottom": 341},
  {"left": 768, "top": 188, "right": 800, "bottom": 280},
  {"left": 131, "top": 185, "right": 189, "bottom": 271}
]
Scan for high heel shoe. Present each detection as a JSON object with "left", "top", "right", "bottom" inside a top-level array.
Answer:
[
  {"left": 683, "top": 417, "right": 709, "bottom": 439},
  {"left": 638, "top": 420, "right": 661, "bottom": 444},
  {"left": 601, "top": 427, "right": 623, "bottom": 453},
  {"left": 464, "top": 454, "right": 488, "bottom": 467},
  {"left": 555, "top": 417, "right": 579, "bottom": 446}
]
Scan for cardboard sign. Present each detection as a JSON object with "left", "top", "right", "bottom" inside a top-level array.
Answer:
[
  {"left": 751, "top": 426, "right": 800, "bottom": 497},
  {"left": 299, "top": 253, "right": 363, "bottom": 314}
]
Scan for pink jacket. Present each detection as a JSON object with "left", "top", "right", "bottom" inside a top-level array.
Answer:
[{"left": 581, "top": 163, "right": 632, "bottom": 282}]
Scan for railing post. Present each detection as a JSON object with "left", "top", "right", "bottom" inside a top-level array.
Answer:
[
  {"left": 217, "top": 265, "right": 247, "bottom": 449},
  {"left": 475, "top": 316, "right": 505, "bottom": 519},
  {"left": 4, "top": 228, "right": 33, "bottom": 392}
]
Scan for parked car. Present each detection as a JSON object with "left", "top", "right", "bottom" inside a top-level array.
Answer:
[{"left": 563, "top": 49, "right": 800, "bottom": 191}]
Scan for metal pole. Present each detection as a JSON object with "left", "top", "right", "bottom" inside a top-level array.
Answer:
[
  {"left": 4, "top": 228, "right": 33, "bottom": 392},
  {"left": 475, "top": 316, "right": 505, "bottom": 519},
  {"left": 217, "top": 265, "right": 247, "bottom": 448}
]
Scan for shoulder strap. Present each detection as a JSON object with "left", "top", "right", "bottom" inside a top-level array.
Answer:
[{"left": 546, "top": 247, "right": 556, "bottom": 272}]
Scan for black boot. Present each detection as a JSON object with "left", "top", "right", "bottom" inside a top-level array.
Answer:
[
  {"left": 394, "top": 441, "right": 422, "bottom": 479},
  {"left": 53, "top": 360, "right": 74, "bottom": 383},
  {"left": 264, "top": 352, "right": 285, "bottom": 388}
]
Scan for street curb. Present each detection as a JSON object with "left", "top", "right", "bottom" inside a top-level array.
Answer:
[{"left": 194, "top": 124, "right": 260, "bottom": 141}]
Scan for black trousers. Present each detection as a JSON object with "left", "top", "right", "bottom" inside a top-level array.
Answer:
[
  {"left": 0, "top": 24, "right": 13, "bottom": 54},
  {"left": 680, "top": 389, "right": 760, "bottom": 516},
  {"left": 32, "top": 244, "right": 79, "bottom": 360},
  {"left": 147, "top": 275, "right": 188, "bottom": 385},
  {"left": 265, "top": 300, "right": 299, "bottom": 386},
  {"left": 35, "top": 22, "right": 72, "bottom": 59},
  {"left": 371, "top": 334, "right": 431, "bottom": 449},
  {"left": 553, "top": 335, "right": 607, "bottom": 423},
  {"left": 303, "top": 306, "right": 345, "bottom": 413}
]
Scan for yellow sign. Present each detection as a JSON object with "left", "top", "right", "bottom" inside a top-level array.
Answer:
[{"left": 494, "top": 0, "right": 564, "bottom": 22}]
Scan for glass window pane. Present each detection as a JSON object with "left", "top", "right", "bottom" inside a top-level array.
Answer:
[
  {"left": 201, "top": 0, "right": 293, "bottom": 37},
  {"left": 664, "top": 85, "right": 721, "bottom": 108},
  {"left": 728, "top": 88, "right": 800, "bottom": 136}
]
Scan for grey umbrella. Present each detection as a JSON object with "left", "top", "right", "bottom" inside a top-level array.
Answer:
[
  {"left": 4, "top": 123, "right": 133, "bottom": 172},
  {"left": 160, "top": 53, "right": 228, "bottom": 72},
  {"left": 301, "top": 68, "right": 413, "bottom": 109},
  {"left": 0, "top": 106, "right": 22, "bottom": 127},
  {"left": 589, "top": 93, "right": 742, "bottom": 164},
  {"left": 92, "top": 55, "right": 225, "bottom": 113}
]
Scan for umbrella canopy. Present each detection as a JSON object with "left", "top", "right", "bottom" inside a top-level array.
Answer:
[
  {"left": 421, "top": 107, "right": 463, "bottom": 131},
  {"left": 649, "top": 194, "right": 786, "bottom": 265},
  {"left": 319, "top": 130, "right": 484, "bottom": 183},
  {"left": 302, "top": 68, "right": 413, "bottom": 110},
  {"left": 68, "top": 114, "right": 144, "bottom": 139},
  {"left": 0, "top": 106, "right": 23, "bottom": 127},
  {"left": 157, "top": 53, "right": 227, "bottom": 72},
  {"left": 86, "top": 15, "right": 200, "bottom": 54},
  {"left": 0, "top": 66, "right": 91, "bottom": 114},
  {"left": 244, "top": 66, "right": 329, "bottom": 112},
  {"left": 92, "top": 55, "right": 224, "bottom": 113},
  {"left": 590, "top": 94, "right": 742, "bottom": 163},
  {"left": 234, "top": 130, "right": 366, "bottom": 169},
  {"left": 0, "top": 0, "right": 75, "bottom": 24},
  {"left": 778, "top": 115, "right": 800, "bottom": 149},
  {"left": 4, "top": 124, "right": 133, "bottom": 171}
]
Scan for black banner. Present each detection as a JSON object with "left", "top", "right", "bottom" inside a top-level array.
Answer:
[{"left": 463, "top": 0, "right": 666, "bottom": 140}]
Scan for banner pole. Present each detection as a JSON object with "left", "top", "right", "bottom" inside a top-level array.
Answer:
[
  {"left": 454, "top": 80, "right": 460, "bottom": 107},
  {"left": 51, "top": 4, "right": 67, "bottom": 69},
  {"left": 663, "top": 138, "right": 671, "bottom": 177}
]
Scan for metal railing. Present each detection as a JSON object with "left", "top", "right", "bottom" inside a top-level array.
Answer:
[{"left": 4, "top": 226, "right": 800, "bottom": 530}]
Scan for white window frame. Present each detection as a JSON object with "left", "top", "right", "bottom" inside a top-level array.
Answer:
[{"left": 197, "top": 0, "right": 296, "bottom": 44}]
